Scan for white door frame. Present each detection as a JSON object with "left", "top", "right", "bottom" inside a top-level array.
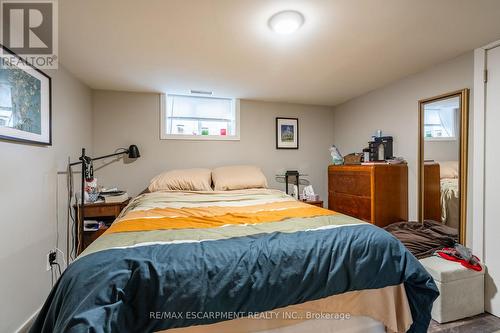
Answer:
[{"left": 473, "top": 40, "right": 500, "bottom": 259}]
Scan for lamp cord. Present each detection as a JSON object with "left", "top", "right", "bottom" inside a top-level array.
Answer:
[{"left": 67, "top": 162, "right": 77, "bottom": 261}]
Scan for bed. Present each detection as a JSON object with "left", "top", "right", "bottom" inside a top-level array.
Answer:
[
  {"left": 423, "top": 161, "right": 459, "bottom": 228},
  {"left": 30, "top": 189, "right": 438, "bottom": 333}
]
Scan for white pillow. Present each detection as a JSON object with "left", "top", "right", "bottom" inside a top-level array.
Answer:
[
  {"left": 148, "top": 168, "right": 213, "bottom": 192},
  {"left": 438, "top": 161, "right": 459, "bottom": 179},
  {"left": 212, "top": 166, "right": 268, "bottom": 191}
]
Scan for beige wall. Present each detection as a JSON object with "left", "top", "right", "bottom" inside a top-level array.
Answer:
[
  {"left": 0, "top": 66, "right": 92, "bottom": 332},
  {"left": 424, "top": 140, "right": 459, "bottom": 162},
  {"left": 91, "top": 92, "right": 335, "bottom": 202},
  {"left": 332, "top": 52, "right": 474, "bottom": 242}
]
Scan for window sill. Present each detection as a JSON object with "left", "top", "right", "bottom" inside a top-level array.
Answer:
[
  {"left": 160, "top": 134, "right": 240, "bottom": 141},
  {"left": 424, "top": 137, "right": 457, "bottom": 142}
]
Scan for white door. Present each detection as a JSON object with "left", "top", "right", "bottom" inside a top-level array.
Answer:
[{"left": 485, "top": 45, "right": 500, "bottom": 316}]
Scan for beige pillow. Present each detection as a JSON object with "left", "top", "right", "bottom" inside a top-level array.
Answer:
[
  {"left": 212, "top": 165, "right": 268, "bottom": 191},
  {"left": 148, "top": 168, "right": 213, "bottom": 192},
  {"left": 438, "top": 161, "right": 459, "bottom": 179}
]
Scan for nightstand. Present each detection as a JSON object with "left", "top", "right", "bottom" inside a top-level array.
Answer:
[
  {"left": 74, "top": 199, "right": 130, "bottom": 254},
  {"left": 303, "top": 199, "right": 324, "bottom": 208}
]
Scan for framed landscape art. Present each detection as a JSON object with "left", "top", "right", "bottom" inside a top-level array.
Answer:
[
  {"left": 0, "top": 45, "right": 52, "bottom": 145},
  {"left": 276, "top": 117, "right": 298, "bottom": 149}
]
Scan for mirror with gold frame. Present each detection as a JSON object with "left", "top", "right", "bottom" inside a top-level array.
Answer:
[{"left": 418, "top": 89, "right": 469, "bottom": 245}]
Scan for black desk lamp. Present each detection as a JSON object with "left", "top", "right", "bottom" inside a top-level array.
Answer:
[{"left": 69, "top": 145, "right": 140, "bottom": 254}]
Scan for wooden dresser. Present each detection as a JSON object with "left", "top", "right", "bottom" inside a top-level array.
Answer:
[
  {"left": 328, "top": 164, "right": 408, "bottom": 227},
  {"left": 423, "top": 162, "right": 441, "bottom": 222}
]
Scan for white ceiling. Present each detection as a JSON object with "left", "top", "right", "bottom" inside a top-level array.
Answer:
[{"left": 59, "top": 0, "right": 500, "bottom": 106}]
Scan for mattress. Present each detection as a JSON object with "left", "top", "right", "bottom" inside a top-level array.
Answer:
[
  {"left": 169, "top": 315, "right": 386, "bottom": 333},
  {"left": 30, "top": 189, "right": 438, "bottom": 333},
  {"left": 244, "top": 316, "right": 385, "bottom": 333},
  {"left": 163, "top": 284, "right": 407, "bottom": 333}
]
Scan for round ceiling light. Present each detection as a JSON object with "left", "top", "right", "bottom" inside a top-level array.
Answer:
[{"left": 268, "top": 10, "right": 305, "bottom": 35}]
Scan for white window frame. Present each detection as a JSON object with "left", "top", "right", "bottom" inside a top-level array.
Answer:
[
  {"left": 160, "top": 93, "right": 240, "bottom": 141},
  {"left": 423, "top": 108, "right": 458, "bottom": 142}
]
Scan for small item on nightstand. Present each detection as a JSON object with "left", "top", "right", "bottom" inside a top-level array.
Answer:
[
  {"left": 284, "top": 170, "right": 300, "bottom": 195},
  {"left": 87, "top": 191, "right": 100, "bottom": 203},
  {"left": 83, "top": 220, "right": 99, "bottom": 231},
  {"left": 302, "top": 185, "right": 317, "bottom": 201},
  {"left": 99, "top": 189, "right": 128, "bottom": 203},
  {"left": 84, "top": 178, "right": 99, "bottom": 203},
  {"left": 101, "top": 191, "right": 129, "bottom": 203}
]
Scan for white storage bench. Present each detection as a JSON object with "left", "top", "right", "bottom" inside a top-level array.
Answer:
[{"left": 419, "top": 256, "right": 485, "bottom": 323}]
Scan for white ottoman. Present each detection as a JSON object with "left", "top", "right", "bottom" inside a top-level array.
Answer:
[{"left": 419, "top": 256, "right": 485, "bottom": 323}]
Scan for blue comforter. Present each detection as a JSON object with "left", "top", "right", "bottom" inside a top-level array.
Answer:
[{"left": 30, "top": 191, "right": 438, "bottom": 333}]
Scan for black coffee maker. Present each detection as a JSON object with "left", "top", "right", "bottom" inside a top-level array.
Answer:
[{"left": 368, "top": 136, "right": 393, "bottom": 161}]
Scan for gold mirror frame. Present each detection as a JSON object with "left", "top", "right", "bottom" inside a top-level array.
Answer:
[{"left": 418, "top": 89, "right": 469, "bottom": 244}]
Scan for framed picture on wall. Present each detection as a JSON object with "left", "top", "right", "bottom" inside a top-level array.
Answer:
[
  {"left": 0, "top": 45, "right": 52, "bottom": 145},
  {"left": 276, "top": 117, "right": 299, "bottom": 149}
]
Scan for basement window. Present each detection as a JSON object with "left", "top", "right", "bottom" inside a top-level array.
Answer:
[
  {"left": 160, "top": 94, "right": 240, "bottom": 140},
  {"left": 424, "top": 107, "right": 458, "bottom": 141}
]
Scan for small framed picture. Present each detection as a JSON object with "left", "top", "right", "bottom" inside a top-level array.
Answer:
[{"left": 276, "top": 117, "right": 298, "bottom": 149}]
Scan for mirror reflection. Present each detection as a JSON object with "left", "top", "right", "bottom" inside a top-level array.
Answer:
[{"left": 423, "top": 97, "right": 460, "bottom": 229}]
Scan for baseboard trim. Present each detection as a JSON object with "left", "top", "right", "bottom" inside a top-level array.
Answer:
[{"left": 15, "top": 307, "right": 40, "bottom": 333}]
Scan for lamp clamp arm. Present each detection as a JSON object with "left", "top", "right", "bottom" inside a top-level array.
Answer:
[{"left": 69, "top": 151, "right": 128, "bottom": 166}]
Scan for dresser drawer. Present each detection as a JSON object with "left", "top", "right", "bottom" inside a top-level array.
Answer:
[
  {"left": 329, "top": 171, "right": 371, "bottom": 197},
  {"left": 329, "top": 193, "right": 371, "bottom": 222}
]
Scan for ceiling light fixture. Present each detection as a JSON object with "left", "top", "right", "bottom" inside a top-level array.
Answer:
[{"left": 268, "top": 10, "right": 305, "bottom": 35}]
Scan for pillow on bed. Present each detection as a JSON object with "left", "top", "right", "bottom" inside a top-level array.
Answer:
[
  {"left": 212, "top": 165, "right": 268, "bottom": 191},
  {"left": 438, "top": 161, "right": 459, "bottom": 179},
  {"left": 148, "top": 168, "right": 213, "bottom": 192}
]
